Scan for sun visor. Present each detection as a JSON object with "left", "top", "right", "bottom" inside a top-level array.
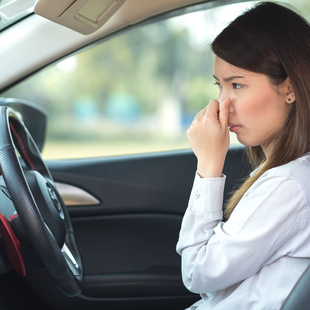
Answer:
[{"left": 34, "top": 0, "right": 125, "bottom": 35}]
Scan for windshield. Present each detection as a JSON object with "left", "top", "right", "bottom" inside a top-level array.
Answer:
[{"left": 0, "top": 0, "right": 35, "bottom": 31}]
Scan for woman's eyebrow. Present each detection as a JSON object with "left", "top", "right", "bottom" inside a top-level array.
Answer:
[{"left": 213, "top": 74, "right": 245, "bottom": 82}]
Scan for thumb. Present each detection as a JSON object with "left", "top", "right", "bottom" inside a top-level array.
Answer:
[{"left": 219, "top": 98, "right": 230, "bottom": 128}]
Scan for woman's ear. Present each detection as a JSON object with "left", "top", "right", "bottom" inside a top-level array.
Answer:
[{"left": 284, "top": 77, "right": 295, "bottom": 104}]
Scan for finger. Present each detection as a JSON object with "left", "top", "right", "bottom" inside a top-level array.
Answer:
[
  {"left": 206, "top": 99, "right": 220, "bottom": 119},
  {"left": 193, "top": 103, "right": 209, "bottom": 122},
  {"left": 218, "top": 98, "right": 230, "bottom": 127},
  {"left": 192, "top": 109, "right": 203, "bottom": 123}
]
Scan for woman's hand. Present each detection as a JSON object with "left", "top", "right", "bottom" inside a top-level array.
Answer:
[{"left": 187, "top": 98, "right": 230, "bottom": 178}]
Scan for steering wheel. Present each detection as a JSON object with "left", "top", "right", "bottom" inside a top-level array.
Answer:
[{"left": 0, "top": 106, "right": 83, "bottom": 297}]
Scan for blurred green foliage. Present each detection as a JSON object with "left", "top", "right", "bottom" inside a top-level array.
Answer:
[
  {"left": 3, "top": 12, "right": 219, "bottom": 149},
  {"left": 3, "top": 0, "right": 310, "bottom": 158}
]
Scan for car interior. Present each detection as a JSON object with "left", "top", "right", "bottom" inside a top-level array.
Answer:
[{"left": 0, "top": 0, "right": 310, "bottom": 309}]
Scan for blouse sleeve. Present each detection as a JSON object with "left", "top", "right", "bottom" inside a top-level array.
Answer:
[{"left": 176, "top": 170, "right": 307, "bottom": 294}]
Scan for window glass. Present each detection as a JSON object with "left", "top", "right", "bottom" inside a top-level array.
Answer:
[{"left": 2, "top": 2, "right": 259, "bottom": 159}]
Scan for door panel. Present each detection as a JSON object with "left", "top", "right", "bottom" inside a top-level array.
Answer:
[
  {"left": 76, "top": 214, "right": 188, "bottom": 298},
  {"left": 42, "top": 145, "right": 250, "bottom": 309}
]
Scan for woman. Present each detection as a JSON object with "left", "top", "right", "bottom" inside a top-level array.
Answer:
[{"left": 176, "top": 2, "right": 310, "bottom": 309}]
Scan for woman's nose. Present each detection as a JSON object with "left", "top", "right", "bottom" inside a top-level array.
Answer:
[
  {"left": 219, "top": 88, "right": 236, "bottom": 112},
  {"left": 219, "top": 95, "right": 235, "bottom": 114},
  {"left": 219, "top": 89, "right": 230, "bottom": 103},
  {"left": 229, "top": 102, "right": 235, "bottom": 114}
]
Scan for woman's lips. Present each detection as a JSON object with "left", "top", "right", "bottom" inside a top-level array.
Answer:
[{"left": 228, "top": 123, "right": 242, "bottom": 132}]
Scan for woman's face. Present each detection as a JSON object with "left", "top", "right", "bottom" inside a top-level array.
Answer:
[{"left": 213, "top": 56, "right": 294, "bottom": 157}]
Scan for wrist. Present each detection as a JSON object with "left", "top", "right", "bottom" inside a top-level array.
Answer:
[{"left": 197, "top": 159, "right": 224, "bottom": 178}]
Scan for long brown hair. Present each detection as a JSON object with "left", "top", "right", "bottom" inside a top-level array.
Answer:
[{"left": 211, "top": 2, "right": 310, "bottom": 219}]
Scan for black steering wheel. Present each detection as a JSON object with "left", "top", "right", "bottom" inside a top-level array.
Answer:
[{"left": 0, "top": 106, "right": 83, "bottom": 297}]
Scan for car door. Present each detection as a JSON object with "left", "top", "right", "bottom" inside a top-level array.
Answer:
[{"left": 38, "top": 145, "right": 249, "bottom": 310}]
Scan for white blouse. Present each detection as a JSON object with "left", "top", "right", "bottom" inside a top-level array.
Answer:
[{"left": 176, "top": 154, "right": 310, "bottom": 310}]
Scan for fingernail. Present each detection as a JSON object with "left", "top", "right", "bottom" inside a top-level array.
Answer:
[{"left": 224, "top": 98, "right": 230, "bottom": 106}]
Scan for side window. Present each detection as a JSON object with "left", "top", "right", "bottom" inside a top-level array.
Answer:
[{"left": 1, "top": 2, "right": 256, "bottom": 159}]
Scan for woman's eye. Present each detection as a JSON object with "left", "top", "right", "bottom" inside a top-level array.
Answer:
[
  {"left": 232, "top": 83, "right": 243, "bottom": 89},
  {"left": 214, "top": 82, "right": 222, "bottom": 88}
]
